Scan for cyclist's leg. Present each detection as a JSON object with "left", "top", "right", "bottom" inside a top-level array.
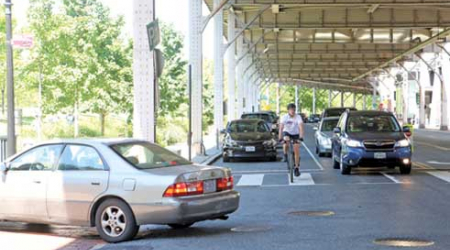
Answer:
[
  {"left": 292, "top": 135, "right": 301, "bottom": 167},
  {"left": 282, "top": 132, "right": 290, "bottom": 161}
]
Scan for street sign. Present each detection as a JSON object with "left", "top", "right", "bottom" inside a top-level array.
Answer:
[
  {"left": 12, "top": 35, "right": 34, "bottom": 49},
  {"left": 146, "top": 20, "right": 160, "bottom": 51}
]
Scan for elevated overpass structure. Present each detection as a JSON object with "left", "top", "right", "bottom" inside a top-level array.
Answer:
[{"left": 133, "top": 0, "right": 450, "bottom": 155}]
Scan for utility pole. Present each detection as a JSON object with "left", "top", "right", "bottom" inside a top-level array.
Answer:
[{"left": 5, "top": 0, "right": 16, "bottom": 156}]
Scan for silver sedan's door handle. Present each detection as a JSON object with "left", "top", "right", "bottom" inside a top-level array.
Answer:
[
  {"left": 33, "top": 180, "right": 41, "bottom": 184},
  {"left": 91, "top": 182, "right": 101, "bottom": 186}
]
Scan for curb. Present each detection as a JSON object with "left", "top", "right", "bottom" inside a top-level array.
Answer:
[{"left": 201, "top": 152, "right": 222, "bottom": 165}]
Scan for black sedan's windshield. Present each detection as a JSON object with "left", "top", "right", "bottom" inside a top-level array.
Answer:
[
  {"left": 229, "top": 121, "right": 269, "bottom": 133},
  {"left": 346, "top": 115, "right": 400, "bottom": 133},
  {"left": 111, "top": 142, "right": 191, "bottom": 169}
]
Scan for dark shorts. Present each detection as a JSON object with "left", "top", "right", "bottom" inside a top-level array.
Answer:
[{"left": 283, "top": 132, "right": 301, "bottom": 144}]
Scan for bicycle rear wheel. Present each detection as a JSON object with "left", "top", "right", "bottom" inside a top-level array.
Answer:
[{"left": 288, "top": 144, "right": 295, "bottom": 183}]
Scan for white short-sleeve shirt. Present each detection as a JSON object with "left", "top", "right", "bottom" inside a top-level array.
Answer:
[{"left": 281, "top": 114, "right": 303, "bottom": 135}]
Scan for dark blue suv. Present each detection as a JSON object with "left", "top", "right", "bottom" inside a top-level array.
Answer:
[{"left": 331, "top": 110, "right": 412, "bottom": 175}]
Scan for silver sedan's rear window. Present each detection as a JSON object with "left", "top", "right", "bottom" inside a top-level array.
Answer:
[{"left": 111, "top": 142, "right": 191, "bottom": 169}]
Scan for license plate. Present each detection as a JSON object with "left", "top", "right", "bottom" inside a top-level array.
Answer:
[
  {"left": 245, "top": 146, "right": 256, "bottom": 152},
  {"left": 203, "top": 180, "right": 217, "bottom": 193},
  {"left": 374, "top": 152, "right": 387, "bottom": 159}
]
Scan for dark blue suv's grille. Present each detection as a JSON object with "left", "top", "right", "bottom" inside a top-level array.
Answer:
[{"left": 363, "top": 140, "right": 395, "bottom": 151}]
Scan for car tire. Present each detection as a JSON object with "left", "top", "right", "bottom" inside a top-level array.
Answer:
[
  {"left": 399, "top": 164, "right": 412, "bottom": 175},
  {"left": 270, "top": 155, "right": 277, "bottom": 161},
  {"left": 340, "top": 153, "right": 351, "bottom": 175},
  {"left": 168, "top": 223, "right": 194, "bottom": 229},
  {"left": 95, "top": 198, "right": 139, "bottom": 243},
  {"left": 223, "top": 154, "right": 230, "bottom": 162},
  {"left": 315, "top": 145, "right": 319, "bottom": 154},
  {"left": 332, "top": 150, "right": 340, "bottom": 169}
]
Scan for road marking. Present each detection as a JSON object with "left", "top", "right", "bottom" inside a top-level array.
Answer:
[
  {"left": 288, "top": 173, "right": 315, "bottom": 186},
  {"left": 381, "top": 172, "right": 410, "bottom": 184},
  {"left": 413, "top": 161, "right": 435, "bottom": 170},
  {"left": 236, "top": 174, "right": 264, "bottom": 186},
  {"left": 427, "top": 161, "right": 450, "bottom": 165},
  {"left": 415, "top": 141, "right": 450, "bottom": 151},
  {"left": 427, "top": 171, "right": 450, "bottom": 183},
  {"left": 233, "top": 169, "right": 323, "bottom": 174},
  {"left": 301, "top": 141, "right": 324, "bottom": 170}
]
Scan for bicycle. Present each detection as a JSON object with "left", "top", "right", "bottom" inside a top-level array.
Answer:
[{"left": 282, "top": 137, "right": 303, "bottom": 183}]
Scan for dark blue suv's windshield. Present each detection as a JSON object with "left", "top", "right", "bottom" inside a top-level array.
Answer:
[{"left": 347, "top": 115, "right": 400, "bottom": 133}]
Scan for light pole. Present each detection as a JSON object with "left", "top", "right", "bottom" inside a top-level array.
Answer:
[{"left": 5, "top": 0, "right": 16, "bottom": 156}]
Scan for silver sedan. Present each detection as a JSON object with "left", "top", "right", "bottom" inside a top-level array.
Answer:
[
  {"left": 314, "top": 117, "right": 340, "bottom": 157},
  {"left": 0, "top": 139, "right": 240, "bottom": 243}
]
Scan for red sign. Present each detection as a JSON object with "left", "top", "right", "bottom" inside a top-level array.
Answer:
[{"left": 13, "top": 35, "right": 34, "bottom": 49}]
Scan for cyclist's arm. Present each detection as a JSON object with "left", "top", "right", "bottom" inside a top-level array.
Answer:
[{"left": 279, "top": 123, "right": 284, "bottom": 140}]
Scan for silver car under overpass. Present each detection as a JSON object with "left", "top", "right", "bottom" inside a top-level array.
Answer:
[{"left": 0, "top": 139, "right": 240, "bottom": 243}]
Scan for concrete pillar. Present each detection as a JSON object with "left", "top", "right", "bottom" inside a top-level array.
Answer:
[
  {"left": 328, "top": 90, "right": 332, "bottom": 108},
  {"left": 440, "top": 47, "right": 450, "bottom": 130},
  {"left": 276, "top": 83, "right": 280, "bottom": 115},
  {"left": 363, "top": 95, "right": 367, "bottom": 110},
  {"left": 312, "top": 87, "right": 317, "bottom": 114},
  {"left": 227, "top": 10, "right": 236, "bottom": 121},
  {"left": 213, "top": 0, "right": 224, "bottom": 146},
  {"left": 189, "top": 0, "right": 203, "bottom": 154},
  {"left": 418, "top": 61, "right": 428, "bottom": 128},
  {"left": 133, "top": 0, "right": 156, "bottom": 142},
  {"left": 372, "top": 87, "right": 377, "bottom": 110},
  {"left": 236, "top": 35, "right": 244, "bottom": 116},
  {"left": 341, "top": 91, "right": 345, "bottom": 107}
]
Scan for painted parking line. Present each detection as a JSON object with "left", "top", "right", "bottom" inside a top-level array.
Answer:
[
  {"left": 427, "top": 171, "right": 450, "bottom": 183},
  {"left": 381, "top": 172, "right": 410, "bottom": 184},
  {"left": 236, "top": 174, "right": 265, "bottom": 186},
  {"left": 415, "top": 141, "right": 450, "bottom": 151},
  {"left": 288, "top": 173, "right": 315, "bottom": 186},
  {"left": 301, "top": 141, "right": 324, "bottom": 170},
  {"left": 413, "top": 161, "right": 435, "bottom": 170}
]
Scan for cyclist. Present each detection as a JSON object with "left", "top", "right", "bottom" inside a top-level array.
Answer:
[{"left": 278, "top": 103, "right": 304, "bottom": 177}]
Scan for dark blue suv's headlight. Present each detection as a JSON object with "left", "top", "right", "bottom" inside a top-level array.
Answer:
[
  {"left": 395, "top": 139, "right": 410, "bottom": 147},
  {"left": 344, "top": 139, "right": 363, "bottom": 147}
]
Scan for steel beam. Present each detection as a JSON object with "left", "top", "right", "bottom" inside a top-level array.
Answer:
[
  {"left": 189, "top": 0, "right": 204, "bottom": 155},
  {"left": 227, "top": 9, "right": 236, "bottom": 121},
  {"left": 202, "top": 0, "right": 231, "bottom": 33},
  {"left": 213, "top": 0, "right": 224, "bottom": 148}
]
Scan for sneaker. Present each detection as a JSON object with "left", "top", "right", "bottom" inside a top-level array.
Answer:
[
  {"left": 283, "top": 154, "right": 288, "bottom": 162},
  {"left": 294, "top": 167, "right": 300, "bottom": 177}
]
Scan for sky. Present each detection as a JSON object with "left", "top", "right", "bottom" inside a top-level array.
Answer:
[{"left": 12, "top": 0, "right": 215, "bottom": 59}]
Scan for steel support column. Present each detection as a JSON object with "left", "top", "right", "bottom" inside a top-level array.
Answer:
[
  {"left": 295, "top": 85, "right": 299, "bottom": 111},
  {"left": 328, "top": 90, "right": 332, "bottom": 108},
  {"left": 418, "top": 61, "right": 428, "bottom": 128},
  {"left": 236, "top": 35, "right": 244, "bottom": 116},
  {"left": 372, "top": 86, "right": 377, "bottom": 110},
  {"left": 363, "top": 95, "right": 367, "bottom": 110},
  {"left": 353, "top": 93, "right": 357, "bottom": 108},
  {"left": 227, "top": 10, "right": 236, "bottom": 121},
  {"left": 213, "top": 0, "right": 224, "bottom": 147},
  {"left": 341, "top": 91, "right": 344, "bottom": 107},
  {"left": 276, "top": 83, "right": 280, "bottom": 115},
  {"left": 440, "top": 46, "right": 450, "bottom": 130},
  {"left": 133, "top": 0, "right": 156, "bottom": 143},
  {"left": 189, "top": 0, "right": 203, "bottom": 154},
  {"left": 313, "top": 87, "right": 317, "bottom": 114}
]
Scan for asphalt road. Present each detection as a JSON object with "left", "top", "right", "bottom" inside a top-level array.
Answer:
[{"left": 1, "top": 124, "right": 450, "bottom": 250}]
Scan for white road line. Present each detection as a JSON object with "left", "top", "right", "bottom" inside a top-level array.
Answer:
[
  {"left": 427, "top": 171, "right": 450, "bottom": 183},
  {"left": 236, "top": 174, "right": 265, "bottom": 186},
  {"left": 380, "top": 172, "right": 408, "bottom": 184},
  {"left": 288, "top": 173, "right": 315, "bottom": 186},
  {"left": 301, "top": 141, "right": 324, "bottom": 170},
  {"left": 233, "top": 169, "right": 323, "bottom": 174}
]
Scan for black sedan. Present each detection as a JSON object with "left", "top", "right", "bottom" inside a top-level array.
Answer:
[{"left": 221, "top": 119, "right": 277, "bottom": 162}]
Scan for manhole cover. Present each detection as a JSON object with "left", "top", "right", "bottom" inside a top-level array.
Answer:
[
  {"left": 288, "top": 211, "right": 335, "bottom": 217},
  {"left": 374, "top": 238, "right": 434, "bottom": 247},
  {"left": 230, "top": 226, "right": 271, "bottom": 232}
]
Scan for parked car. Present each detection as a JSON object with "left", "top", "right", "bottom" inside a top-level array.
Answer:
[
  {"left": 308, "top": 114, "right": 321, "bottom": 123},
  {"left": 331, "top": 111, "right": 412, "bottom": 175},
  {"left": 321, "top": 107, "right": 357, "bottom": 119},
  {"left": 314, "top": 117, "right": 339, "bottom": 157},
  {"left": 222, "top": 119, "right": 277, "bottom": 162},
  {"left": 241, "top": 112, "right": 278, "bottom": 135},
  {"left": 0, "top": 139, "right": 240, "bottom": 243},
  {"left": 299, "top": 113, "right": 308, "bottom": 123}
]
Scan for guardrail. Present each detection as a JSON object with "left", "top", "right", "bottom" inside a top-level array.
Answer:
[{"left": 0, "top": 137, "right": 6, "bottom": 162}]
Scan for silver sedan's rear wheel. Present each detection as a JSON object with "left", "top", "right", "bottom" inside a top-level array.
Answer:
[{"left": 95, "top": 198, "right": 139, "bottom": 243}]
